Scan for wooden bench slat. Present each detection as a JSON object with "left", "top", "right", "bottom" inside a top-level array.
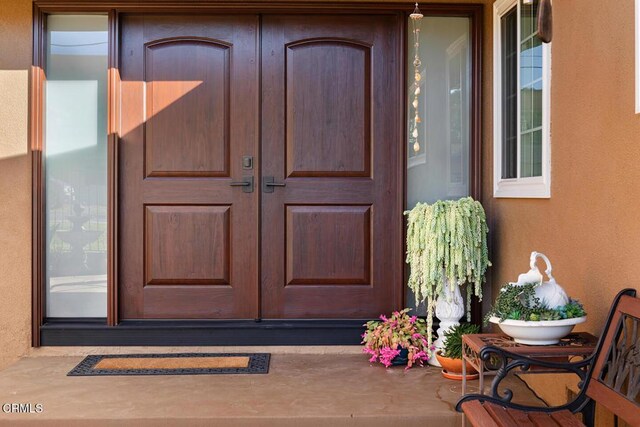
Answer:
[
  {"left": 527, "top": 411, "right": 562, "bottom": 427},
  {"left": 549, "top": 410, "right": 583, "bottom": 427},
  {"left": 463, "top": 401, "right": 585, "bottom": 427},
  {"left": 504, "top": 407, "right": 536, "bottom": 426},
  {"left": 461, "top": 401, "right": 503, "bottom": 427},
  {"left": 484, "top": 403, "right": 520, "bottom": 427}
]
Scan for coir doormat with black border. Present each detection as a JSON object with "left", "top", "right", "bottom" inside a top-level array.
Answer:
[{"left": 68, "top": 353, "right": 270, "bottom": 376}]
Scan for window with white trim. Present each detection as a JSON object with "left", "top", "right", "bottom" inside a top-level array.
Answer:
[{"left": 494, "top": 0, "right": 551, "bottom": 198}]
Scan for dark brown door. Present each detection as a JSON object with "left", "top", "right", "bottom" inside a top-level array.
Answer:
[
  {"left": 260, "top": 15, "right": 403, "bottom": 318},
  {"left": 119, "top": 14, "right": 402, "bottom": 320},
  {"left": 119, "top": 15, "right": 260, "bottom": 319}
]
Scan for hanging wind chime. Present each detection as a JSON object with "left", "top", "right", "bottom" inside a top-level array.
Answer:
[{"left": 410, "top": 3, "right": 424, "bottom": 154}]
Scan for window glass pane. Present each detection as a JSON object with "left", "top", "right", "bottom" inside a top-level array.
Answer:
[
  {"left": 531, "top": 129, "right": 543, "bottom": 176},
  {"left": 520, "top": 0, "right": 543, "bottom": 177},
  {"left": 45, "top": 15, "right": 108, "bottom": 317},
  {"left": 521, "top": 131, "right": 532, "bottom": 177},
  {"left": 406, "top": 16, "right": 471, "bottom": 313},
  {"left": 501, "top": 7, "right": 518, "bottom": 179}
]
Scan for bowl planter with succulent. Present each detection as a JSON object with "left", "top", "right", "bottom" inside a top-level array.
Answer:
[
  {"left": 487, "top": 282, "right": 587, "bottom": 345},
  {"left": 434, "top": 323, "right": 480, "bottom": 380},
  {"left": 362, "top": 309, "right": 435, "bottom": 368}
]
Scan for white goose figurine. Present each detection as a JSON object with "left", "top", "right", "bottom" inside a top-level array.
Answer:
[{"left": 515, "top": 252, "right": 569, "bottom": 310}]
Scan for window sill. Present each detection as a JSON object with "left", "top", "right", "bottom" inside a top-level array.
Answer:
[{"left": 494, "top": 178, "right": 550, "bottom": 198}]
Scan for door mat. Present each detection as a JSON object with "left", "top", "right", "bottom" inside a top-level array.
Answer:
[{"left": 68, "top": 353, "right": 270, "bottom": 376}]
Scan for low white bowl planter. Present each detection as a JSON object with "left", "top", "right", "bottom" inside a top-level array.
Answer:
[{"left": 489, "top": 316, "right": 587, "bottom": 345}]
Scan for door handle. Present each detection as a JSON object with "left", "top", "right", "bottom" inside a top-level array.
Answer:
[
  {"left": 230, "top": 176, "right": 254, "bottom": 193},
  {"left": 263, "top": 176, "right": 286, "bottom": 193}
]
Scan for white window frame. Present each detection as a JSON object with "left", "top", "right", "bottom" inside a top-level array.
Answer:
[
  {"left": 493, "top": 0, "right": 552, "bottom": 198},
  {"left": 636, "top": 0, "right": 640, "bottom": 113}
]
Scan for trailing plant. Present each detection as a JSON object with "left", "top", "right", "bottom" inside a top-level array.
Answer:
[
  {"left": 405, "top": 197, "right": 490, "bottom": 346},
  {"left": 362, "top": 309, "right": 434, "bottom": 368},
  {"left": 486, "top": 282, "right": 586, "bottom": 323},
  {"left": 441, "top": 323, "right": 480, "bottom": 359}
]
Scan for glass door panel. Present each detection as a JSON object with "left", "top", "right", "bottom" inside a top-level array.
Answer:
[
  {"left": 45, "top": 15, "right": 108, "bottom": 317},
  {"left": 406, "top": 16, "right": 472, "bottom": 313}
]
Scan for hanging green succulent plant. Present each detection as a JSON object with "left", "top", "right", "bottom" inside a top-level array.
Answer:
[{"left": 405, "top": 197, "right": 490, "bottom": 346}]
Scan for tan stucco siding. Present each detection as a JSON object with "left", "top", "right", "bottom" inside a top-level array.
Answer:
[
  {"left": 484, "top": 0, "right": 640, "bottom": 335},
  {"left": 0, "top": 0, "right": 33, "bottom": 370}
]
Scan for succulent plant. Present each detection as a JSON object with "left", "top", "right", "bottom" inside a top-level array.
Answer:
[
  {"left": 405, "top": 197, "right": 490, "bottom": 349},
  {"left": 486, "top": 282, "right": 586, "bottom": 323},
  {"left": 441, "top": 323, "right": 481, "bottom": 359}
]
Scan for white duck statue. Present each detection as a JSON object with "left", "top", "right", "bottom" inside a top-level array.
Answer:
[{"left": 514, "top": 252, "right": 569, "bottom": 309}]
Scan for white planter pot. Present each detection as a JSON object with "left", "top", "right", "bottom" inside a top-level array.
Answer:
[
  {"left": 429, "top": 280, "right": 465, "bottom": 367},
  {"left": 435, "top": 282, "right": 465, "bottom": 346},
  {"left": 489, "top": 316, "right": 587, "bottom": 345}
]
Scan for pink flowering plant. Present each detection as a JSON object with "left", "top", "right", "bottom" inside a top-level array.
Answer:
[{"left": 361, "top": 308, "right": 435, "bottom": 368}]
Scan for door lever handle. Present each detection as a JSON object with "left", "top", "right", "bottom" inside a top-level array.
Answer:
[
  {"left": 230, "top": 176, "right": 254, "bottom": 193},
  {"left": 263, "top": 176, "right": 286, "bottom": 193}
]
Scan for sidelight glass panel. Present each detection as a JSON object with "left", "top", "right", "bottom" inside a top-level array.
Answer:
[
  {"left": 45, "top": 15, "right": 108, "bottom": 318},
  {"left": 406, "top": 17, "right": 472, "bottom": 313}
]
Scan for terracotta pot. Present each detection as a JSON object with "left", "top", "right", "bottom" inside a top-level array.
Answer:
[{"left": 435, "top": 351, "right": 479, "bottom": 381}]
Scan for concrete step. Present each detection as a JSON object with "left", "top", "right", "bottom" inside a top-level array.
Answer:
[{"left": 0, "top": 353, "right": 542, "bottom": 426}]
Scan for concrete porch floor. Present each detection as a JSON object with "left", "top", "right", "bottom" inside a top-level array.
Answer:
[{"left": 0, "top": 348, "right": 544, "bottom": 426}]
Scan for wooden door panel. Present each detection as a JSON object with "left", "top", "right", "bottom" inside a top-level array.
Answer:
[
  {"left": 145, "top": 205, "right": 230, "bottom": 285},
  {"left": 143, "top": 286, "right": 235, "bottom": 318},
  {"left": 286, "top": 39, "right": 370, "bottom": 177},
  {"left": 286, "top": 205, "right": 371, "bottom": 285},
  {"left": 119, "top": 15, "right": 259, "bottom": 319},
  {"left": 145, "top": 38, "right": 230, "bottom": 177},
  {"left": 261, "top": 15, "right": 403, "bottom": 318}
]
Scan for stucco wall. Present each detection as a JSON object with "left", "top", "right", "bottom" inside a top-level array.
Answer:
[
  {"left": 484, "top": 0, "right": 640, "bottom": 336},
  {"left": 0, "top": 0, "right": 33, "bottom": 370}
]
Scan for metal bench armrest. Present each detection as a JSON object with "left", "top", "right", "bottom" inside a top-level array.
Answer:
[{"left": 456, "top": 345, "right": 595, "bottom": 415}]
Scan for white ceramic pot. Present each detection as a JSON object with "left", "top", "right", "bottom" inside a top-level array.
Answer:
[{"left": 489, "top": 316, "right": 587, "bottom": 345}]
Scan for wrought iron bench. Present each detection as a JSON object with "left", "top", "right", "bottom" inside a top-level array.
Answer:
[{"left": 456, "top": 288, "right": 639, "bottom": 427}]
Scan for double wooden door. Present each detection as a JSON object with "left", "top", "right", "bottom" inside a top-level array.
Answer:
[{"left": 119, "top": 14, "right": 402, "bottom": 320}]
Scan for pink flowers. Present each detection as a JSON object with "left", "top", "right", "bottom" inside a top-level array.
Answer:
[
  {"left": 379, "top": 347, "right": 402, "bottom": 367},
  {"left": 361, "top": 308, "right": 434, "bottom": 369},
  {"left": 412, "top": 351, "right": 427, "bottom": 361}
]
